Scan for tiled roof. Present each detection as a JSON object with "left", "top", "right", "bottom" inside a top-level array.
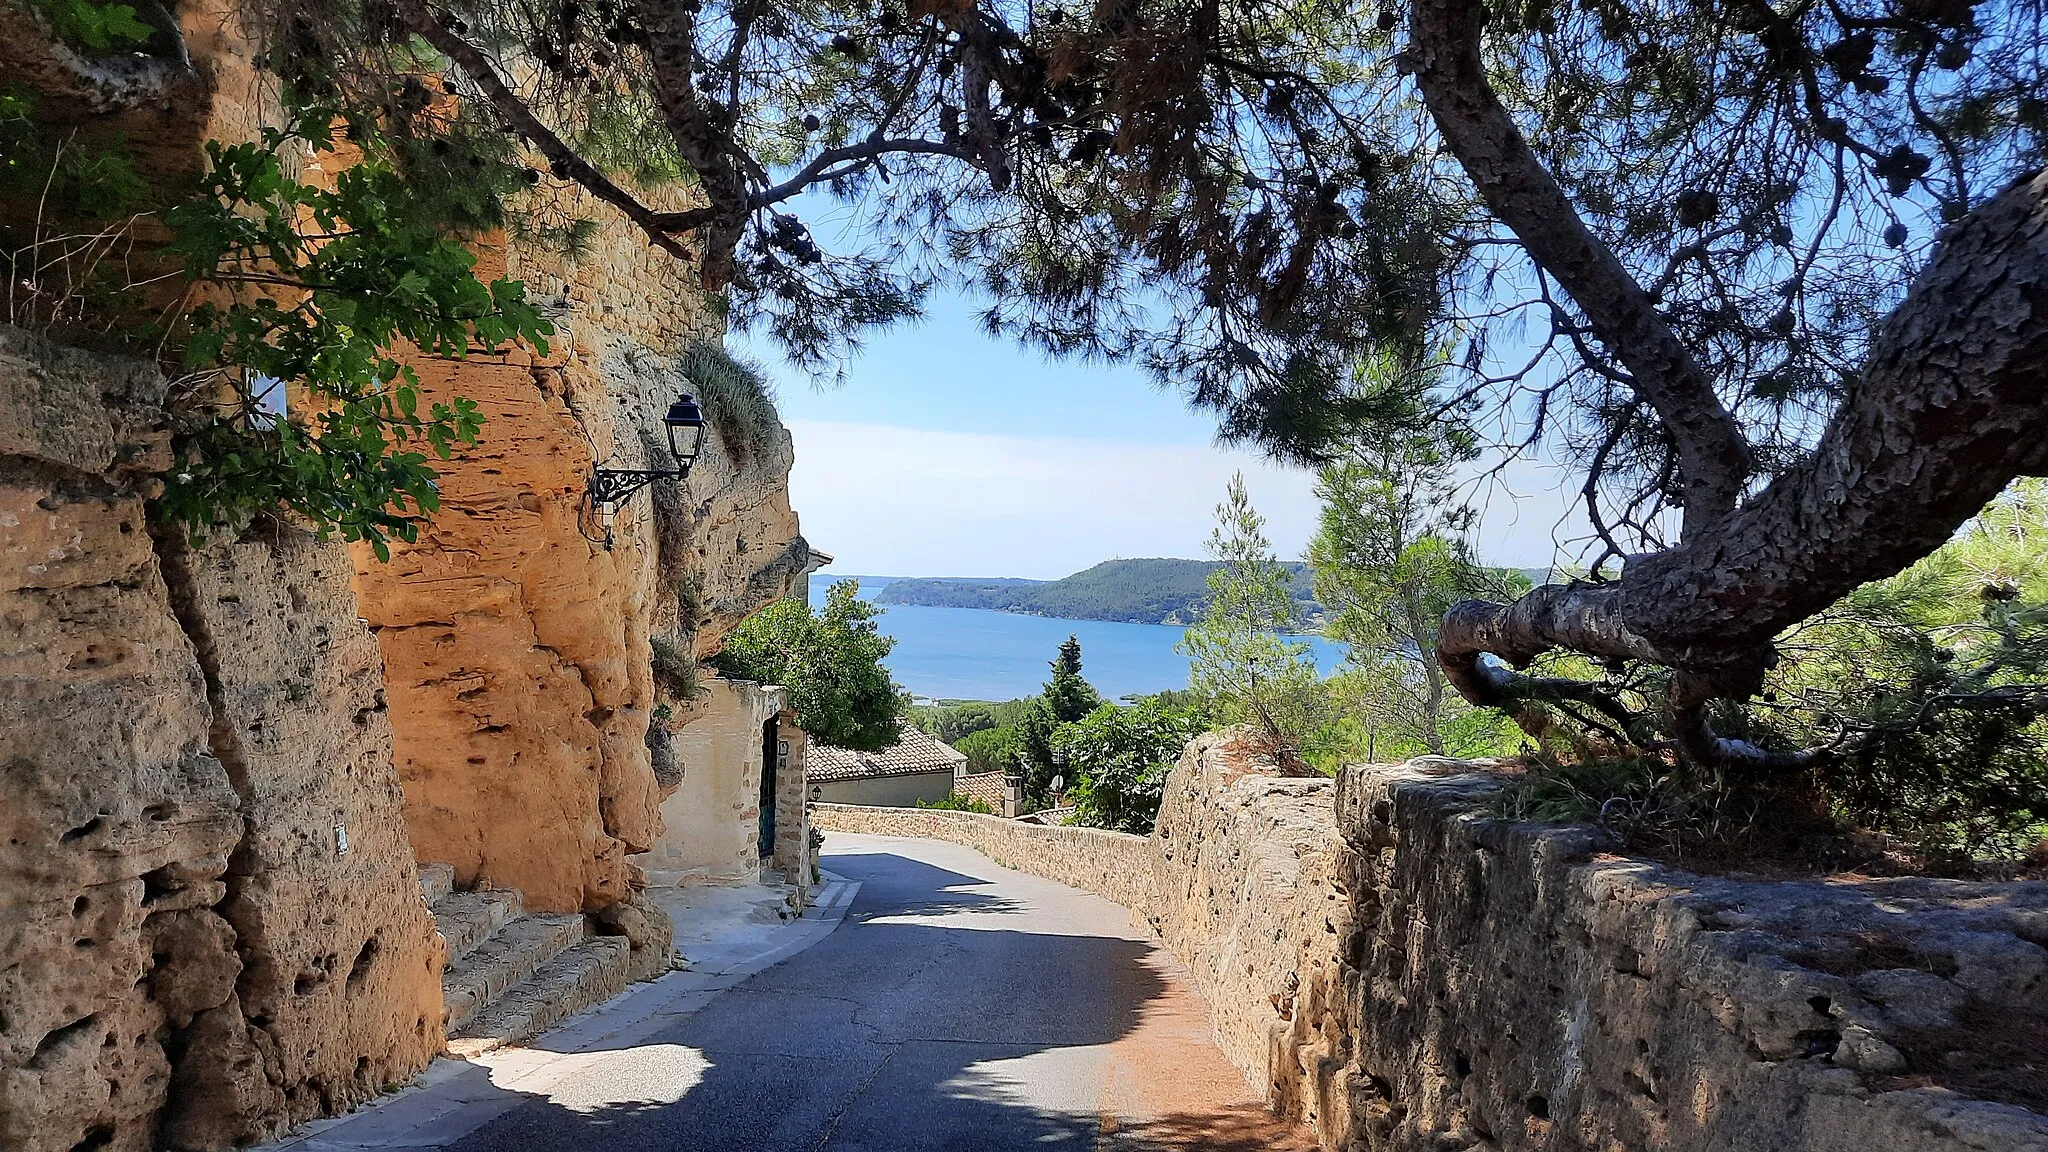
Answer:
[
  {"left": 955, "top": 770, "right": 1013, "bottom": 809},
  {"left": 808, "top": 726, "right": 968, "bottom": 783}
]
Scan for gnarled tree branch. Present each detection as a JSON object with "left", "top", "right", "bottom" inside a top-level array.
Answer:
[
  {"left": 1439, "top": 169, "right": 2048, "bottom": 768},
  {"left": 396, "top": 0, "right": 695, "bottom": 262}
]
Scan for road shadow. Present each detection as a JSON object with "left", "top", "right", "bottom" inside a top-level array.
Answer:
[
  {"left": 411, "top": 847, "right": 1306, "bottom": 1152},
  {"left": 822, "top": 849, "right": 1032, "bottom": 919}
]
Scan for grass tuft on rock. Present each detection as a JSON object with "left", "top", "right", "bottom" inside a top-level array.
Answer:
[{"left": 680, "top": 341, "right": 779, "bottom": 467}]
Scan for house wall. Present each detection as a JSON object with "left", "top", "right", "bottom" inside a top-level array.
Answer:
[
  {"left": 768, "top": 710, "right": 811, "bottom": 883},
  {"left": 637, "top": 677, "right": 784, "bottom": 886},
  {"left": 813, "top": 770, "right": 958, "bottom": 809}
]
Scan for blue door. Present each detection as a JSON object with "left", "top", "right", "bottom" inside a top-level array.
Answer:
[{"left": 758, "top": 719, "right": 778, "bottom": 859}]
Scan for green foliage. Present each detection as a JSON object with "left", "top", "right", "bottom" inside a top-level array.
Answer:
[
  {"left": 712, "top": 579, "right": 902, "bottom": 751},
  {"left": 1043, "top": 635, "right": 1101, "bottom": 724},
  {"left": 0, "top": 89, "right": 148, "bottom": 220},
  {"left": 1760, "top": 481, "right": 2048, "bottom": 861},
  {"left": 679, "top": 340, "right": 780, "bottom": 466},
  {"left": 2, "top": 89, "right": 152, "bottom": 341},
  {"left": 911, "top": 701, "right": 999, "bottom": 744},
  {"left": 21, "top": 0, "right": 152, "bottom": 53},
  {"left": 1487, "top": 485, "right": 2048, "bottom": 866},
  {"left": 151, "top": 105, "right": 551, "bottom": 559},
  {"left": 1309, "top": 356, "right": 1525, "bottom": 756},
  {"left": 915, "top": 793, "right": 995, "bottom": 815},
  {"left": 1058, "top": 698, "right": 1209, "bottom": 834},
  {"left": 954, "top": 724, "right": 1025, "bottom": 775},
  {"left": 875, "top": 558, "right": 1322, "bottom": 627},
  {"left": 1180, "top": 473, "right": 1332, "bottom": 763},
  {"left": 1015, "top": 698, "right": 1061, "bottom": 806}
]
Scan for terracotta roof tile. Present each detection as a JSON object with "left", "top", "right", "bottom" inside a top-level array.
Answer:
[{"left": 808, "top": 726, "right": 968, "bottom": 782}]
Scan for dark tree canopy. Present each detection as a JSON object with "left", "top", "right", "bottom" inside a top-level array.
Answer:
[{"left": 21, "top": 0, "right": 2048, "bottom": 768}]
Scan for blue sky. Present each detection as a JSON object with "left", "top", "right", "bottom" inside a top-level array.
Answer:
[{"left": 738, "top": 286, "right": 1590, "bottom": 580}]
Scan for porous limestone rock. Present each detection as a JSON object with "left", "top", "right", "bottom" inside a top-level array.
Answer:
[
  {"left": 1, "top": 331, "right": 241, "bottom": 1152},
  {"left": 0, "top": 330, "right": 443, "bottom": 1152},
  {"left": 348, "top": 180, "right": 807, "bottom": 916},
  {"left": 154, "top": 527, "right": 445, "bottom": 1148}
]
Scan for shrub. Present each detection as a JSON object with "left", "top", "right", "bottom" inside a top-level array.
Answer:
[
  {"left": 911, "top": 701, "right": 999, "bottom": 744},
  {"left": 1057, "top": 699, "right": 1209, "bottom": 834},
  {"left": 650, "top": 634, "right": 699, "bottom": 700},
  {"left": 1759, "top": 481, "right": 2048, "bottom": 863},
  {"left": 916, "top": 794, "right": 995, "bottom": 814},
  {"left": 3, "top": 95, "right": 546, "bottom": 560},
  {"left": 712, "top": 579, "right": 901, "bottom": 750}
]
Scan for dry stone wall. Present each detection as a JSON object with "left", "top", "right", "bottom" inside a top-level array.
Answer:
[
  {"left": 812, "top": 804, "right": 1155, "bottom": 913},
  {"left": 1323, "top": 761, "right": 2048, "bottom": 1152},
  {"left": 0, "top": 331, "right": 443, "bottom": 1152},
  {"left": 815, "top": 733, "right": 2048, "bottom": 1152}
]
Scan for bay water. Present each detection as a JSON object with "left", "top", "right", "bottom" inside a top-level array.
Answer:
[{"left": 810, "top": 574, "right": 1346, "bottom": 702}]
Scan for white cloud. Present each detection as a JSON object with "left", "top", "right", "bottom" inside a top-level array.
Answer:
[
  {"left": 788, "top": 421, "right": 1317, "bottom": 578},
  {"left": 788, "top": 421, "right": 1596, "bottom": 579}
]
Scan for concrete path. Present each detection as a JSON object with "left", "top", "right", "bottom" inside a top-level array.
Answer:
[{"left": 281, "top": 835, "right": 1309, "bottom": 1152}]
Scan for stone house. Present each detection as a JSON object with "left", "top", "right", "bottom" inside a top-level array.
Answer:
[
  {"left": 808, "top": 727, "right": 978, "bottom": 808},
  {"left": 637, "top": 676, "right": 812, "bottom": 888}
]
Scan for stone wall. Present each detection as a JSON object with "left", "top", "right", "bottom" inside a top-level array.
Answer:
[
  {"left": 638, "top": 677, "right": 786, "bottom": 886},
  {"left": 0, "top": 331, "right": 443, "bottom": 1151},
  {"left": 814, "top": 734, "right": 2048, "bottom": 1152},
  {"left": 768, "top": 710, "right": 811, "bottom": 884},
  {"left": 1146, "top": 734, "right": 1352, "bottom": 1133},
  {"left": 812, "top": 804, "right": 1155, "bottom": 913},
  {"left": 1316, "top": 760, "right": 2048, "bottom": 1152}
]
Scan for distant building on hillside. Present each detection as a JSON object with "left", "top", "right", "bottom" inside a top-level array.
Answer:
[{"left": 809, "top": 727, "right": 973, "bottom": 808}]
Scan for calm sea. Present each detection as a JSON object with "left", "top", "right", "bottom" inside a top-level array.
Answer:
[{"left": 809, "top": 574, "right": 1346, "bottom": 702}]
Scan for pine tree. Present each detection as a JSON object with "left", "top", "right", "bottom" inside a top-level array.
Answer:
[
  {"left": 1179, "top": 473, "right": 1330, "bottom": 771},
  {"left": 1044, "top": 635, "right": 1100, "bottom": 724}
]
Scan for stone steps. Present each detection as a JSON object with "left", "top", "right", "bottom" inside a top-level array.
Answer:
[
  {"left": 433, "top": 889, "right": 525, "bottom": 963},
  {"left": 419, "top": 861, "right": 455, "bottom": 905},
  {"left": 445, "top": 937, "right": 633, "bottom": 1058},
  {"left": 442, "top": 912, "right": 586, "bottom": 1034},
  {"left": 420, "top": 862, "right": 636, "bottom": 1059}
]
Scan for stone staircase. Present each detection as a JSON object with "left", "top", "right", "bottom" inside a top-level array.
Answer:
[{"left": 418, "top": 863, "right": 634, "bottom": 1058}]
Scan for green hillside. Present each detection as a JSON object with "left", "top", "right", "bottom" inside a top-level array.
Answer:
[{"left": 873, "top": 558, "right": 1322, "bottom": 626}]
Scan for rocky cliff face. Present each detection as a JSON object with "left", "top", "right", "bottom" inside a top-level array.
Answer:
[
  {"left": 0, "top": 330, "right": 443, "bottom": 1152},
  {"left": 346, "top": 178, "right": 808, "bottom": 915}
]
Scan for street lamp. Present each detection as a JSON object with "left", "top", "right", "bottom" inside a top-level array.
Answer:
[{"left": 584, "top": 393, "right": 707, "bottom": 546}]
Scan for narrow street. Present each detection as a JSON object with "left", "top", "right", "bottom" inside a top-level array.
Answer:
[{"left": 439, "top": 834, "right": 1310, "bottom": 1152}]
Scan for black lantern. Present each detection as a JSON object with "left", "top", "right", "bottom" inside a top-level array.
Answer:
[
  {"left": 663, "top": 393, "right": 707, "bottom": 467},
  {"left": 585, "top": 392, "right": 709, "bottom": 545}
]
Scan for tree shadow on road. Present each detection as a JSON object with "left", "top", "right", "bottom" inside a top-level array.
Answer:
[
  {"left": 418, "top": 848, "right": 1310, "bottom": 1152},
  {"left": 823, "top": 849, "right": 1032, "bottom": 919}
]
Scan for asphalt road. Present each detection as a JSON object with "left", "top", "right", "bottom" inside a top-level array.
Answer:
[{"left": 445, "top": 834, "right": 1309, "bottom": 1152}]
